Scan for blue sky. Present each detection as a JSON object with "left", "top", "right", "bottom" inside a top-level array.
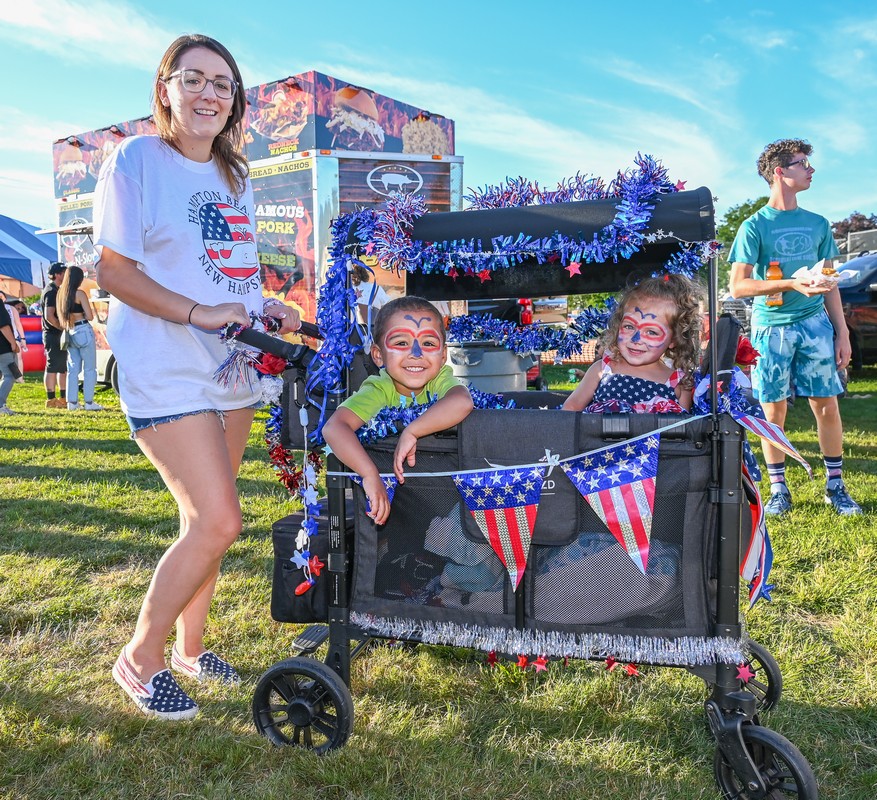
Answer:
[{"left": 1, "top": 0, "right": 875, "bottom": 231}]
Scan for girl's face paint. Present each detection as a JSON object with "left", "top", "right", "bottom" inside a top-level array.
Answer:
[
  {"left": 373, "top": 311, "right": 446, "bottom": 395},
  {"left": 617, "top": 301, "right": 674, "bottom": 366}
]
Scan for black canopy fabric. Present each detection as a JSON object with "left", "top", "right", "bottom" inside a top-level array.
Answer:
[{"left": 392, "top": 186, "right": 715, "bottom": 300}]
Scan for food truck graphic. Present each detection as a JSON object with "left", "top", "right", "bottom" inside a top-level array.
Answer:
[{"left": 46, "top": 72, "right": 462, "bottom": 390}]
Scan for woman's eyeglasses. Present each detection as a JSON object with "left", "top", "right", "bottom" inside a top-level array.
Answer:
[{"left": 164, "top": 70, "right": 237, "bottom": 99}]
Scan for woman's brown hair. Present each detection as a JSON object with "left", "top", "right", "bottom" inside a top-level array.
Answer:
[
  {"left": 152, "top": 34, "right": 248, "bottom": 196},
  {"left": 56, "top": 266, "right": 86, "bottom": 329}
]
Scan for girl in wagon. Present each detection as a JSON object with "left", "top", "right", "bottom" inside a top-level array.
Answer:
[{"left": 563, "top": 274, "right": 703, "bottom": 414}]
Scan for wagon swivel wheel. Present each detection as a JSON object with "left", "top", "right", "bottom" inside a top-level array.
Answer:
[
  {"left": 714, "top": 726, "right": 818, "bottom": 799},
  {"left": 252, "top": 657, "right": 353, "bottom": 753},
  {"left": 740, "top": 639, "right": 783, "bottom": 713}
]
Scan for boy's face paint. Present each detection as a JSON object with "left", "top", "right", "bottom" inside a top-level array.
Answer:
[
  {"left": 372, "top": 311, "right": 446, "bottom": 395},
  {"left": 617, "top": 301, "right": 674, "bottom": 366}
]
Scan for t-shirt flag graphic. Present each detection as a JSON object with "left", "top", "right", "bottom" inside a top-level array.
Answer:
[
  {"left": 199, "top": 202, "right": 259, "bottom": 280},
  {"left": 561, "top": 432, "right": 660, "bottom": 574},
  {"left": 454, "top": 466, "right": 545, "bottom": 589}
]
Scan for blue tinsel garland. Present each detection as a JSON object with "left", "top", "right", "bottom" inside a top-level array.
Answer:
[
  {"left": 307, "top": 155, "right": 713, "bottom": 439},
  {"left": 447, "top": 303, "right": 614, "bottom": 361}
]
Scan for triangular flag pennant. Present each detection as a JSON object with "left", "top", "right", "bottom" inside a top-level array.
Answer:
[
  {"left": 561, "top": 432, "right": 660, "bottom": 574},
  {"left": 731, "top": 412, "right": 813, "bottom": 478},
  {"left": 454, "top": 465, "right": 545, "bottom": 589},
  {"left": 350, "top": 475, "right": 398, "bottom": 514}
]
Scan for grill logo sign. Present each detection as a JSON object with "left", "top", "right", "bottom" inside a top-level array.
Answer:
[{"left": 366, "top": 164, "right": 424, "bottom": 197}]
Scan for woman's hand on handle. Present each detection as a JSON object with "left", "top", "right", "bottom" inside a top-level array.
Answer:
[
  {"left": 189, "top": 302, "right": 251, "bottom": 330},
  {"left": 263, "top": 300, "right": 302, "bottom": 335}
]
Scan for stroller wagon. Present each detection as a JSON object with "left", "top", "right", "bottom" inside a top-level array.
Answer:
[{"left": 247, "top": 181, "right": 818, "bottom": 798}]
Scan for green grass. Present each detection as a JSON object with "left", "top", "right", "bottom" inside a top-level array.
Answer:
[{"left": 2, "top": 372, "right": 876, "bottom": 799}]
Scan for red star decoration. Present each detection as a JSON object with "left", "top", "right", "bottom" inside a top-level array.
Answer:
[
  {"left": 563, "top": 656, "right": 570, "bottom": 668},
  {"left": 487, "top": 651, "right": 498, "bottom": 668},
  {"left": 566, "top": 261, "right": 582, "bottom": 276},
  {"left": 477, "top": 269, "right": 492, "bottom": 284},
  {"left": 364, "top": 242, "right": 376, "bottom": 254},
  {"left": 605, "top": 656, "right": 618, "bottom": 672},
  {"left": 533, "top": 655, "right": 549, "bottom": 673},
  {"left": 308, "top": 554, "right": 325, "bottom": 577},
  {"left": 448, "top": 267, "right": 459, "bottom": 280},
  {"left": 624, "top": 663, "right": 641, "bottom": 677},
  {"left": 736, "top": 663, "right": 756, "bottom": 684},
  {"left": 516, "top": 654, "right": 529, "bottom": 670},
  {"left": 675, "top": 180, "right": 687, "bottom": 191}
]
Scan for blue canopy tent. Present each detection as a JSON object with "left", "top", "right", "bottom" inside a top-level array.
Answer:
[{"left": 0, "top": 214, "right": 58, "bottom": 296}]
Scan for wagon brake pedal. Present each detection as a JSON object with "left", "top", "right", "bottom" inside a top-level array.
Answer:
[{"left": 291, "top": 624, "right": 329, "bottom": 656}]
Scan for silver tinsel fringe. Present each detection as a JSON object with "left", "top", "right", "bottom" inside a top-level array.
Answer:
[{"left": 350, "top": 612, "right": 745, "bottom": 666}]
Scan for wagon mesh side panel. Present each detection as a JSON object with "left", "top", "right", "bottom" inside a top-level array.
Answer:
[{"left": 350, "top": 444, "right": 514, "bottom": 630}]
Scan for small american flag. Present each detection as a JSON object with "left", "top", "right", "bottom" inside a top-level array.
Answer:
[
  {"left": 732, "top": 412, "right": 813, "bottom": 478},
  {"left": 454, "top": 466, "right": 545, "bottom": 589},
  {"left": 561, "top": 432, "right": 660, "bottom": 574},
  {"left": 741, "top": 463, "right": 774, "bottom": 608}
]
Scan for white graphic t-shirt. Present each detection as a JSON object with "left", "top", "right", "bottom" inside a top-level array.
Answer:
[{"left": 94, "top": 135, "right": 262, "bottom": 417}]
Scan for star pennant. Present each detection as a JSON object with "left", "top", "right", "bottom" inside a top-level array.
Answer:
[
  {"left": 561, "top": 432, "right": 660, "bottom": 574},
  {"left": 453, "top": 465, "right": 545, "bottom": 589},
  {"left": 350, "top": 474, "right": 399, "bottom": 513}
]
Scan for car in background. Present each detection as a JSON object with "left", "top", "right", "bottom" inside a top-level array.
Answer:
[{"left": 837, "top": 252, "right": 877, "bottom": 369}]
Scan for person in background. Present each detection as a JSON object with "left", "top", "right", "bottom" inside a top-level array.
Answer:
[
  {"left": 94, "top": 34, "right": 301, "bottom": 721},
  {"left": 0, "top": 291, "right": 26, "bottom": 382},
  {"left": 56, "top": 266, "right": 104, "bottom": 411},
  {"left": 350, "top": 262, "right": 391, "bottom": 327},
  {"left": 0, "top": 299, "right": 20, "bottom": 414},
  {"left": 728, "top": 138, "right": 861, "bottom": 517},
  {"left": 40, "top": 263, "right": 69, "bottom": 408}
]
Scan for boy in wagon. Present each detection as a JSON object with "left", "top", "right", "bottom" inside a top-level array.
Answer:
[{"left": 322, "top": 296, "right": 474, "bottom": 525}]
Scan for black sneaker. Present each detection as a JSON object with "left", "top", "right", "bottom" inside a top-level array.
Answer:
[
  {"left": 824, "top": 483, "right": 862, "bottom": 516},
  {"left": 764, "top": 488, "right": 792, "bottom": 517}
]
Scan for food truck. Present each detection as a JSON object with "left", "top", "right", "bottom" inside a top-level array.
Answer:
[{"left": 47, "top": 72, "right": 462, "bottom": 388}]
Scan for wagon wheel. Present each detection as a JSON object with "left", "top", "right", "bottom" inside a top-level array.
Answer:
[
  {"left": 252, "top": 657, "right": 353, "bottom": 753},
  {"left": 740, "top": 640, "right": 783, "bottom": 713},
  {"left": 714, "top": 726, "right": 818, "bottom": 799}
]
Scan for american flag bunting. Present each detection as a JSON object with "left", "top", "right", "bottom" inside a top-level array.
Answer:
[
  {"left": 454, "top": 465, "right": 546, "bottom": 589},
  {"left": 561, "top": 432, "right": 660, "bottom": 574}
]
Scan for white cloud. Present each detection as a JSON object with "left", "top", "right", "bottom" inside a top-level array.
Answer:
[
  {"left": 597, "top": 57, "right": 737, "bottom": 125},
  {"left": 0, "top": 166, "right": 57, "bottom": 227},
  {"left": 0, "top": 1, "right": 173, "bottom": 70}
]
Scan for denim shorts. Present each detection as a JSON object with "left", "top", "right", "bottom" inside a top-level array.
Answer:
[
  {"left": 750, "top": 309, "right": 844, "bottom": 402},
  {"left": 126, "top": 402, "right": 263, "bottom": 437}
]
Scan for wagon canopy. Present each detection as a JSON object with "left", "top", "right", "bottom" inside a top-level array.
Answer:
[{"left": 405, "top": 186, "right": 715, "bottom": 300}]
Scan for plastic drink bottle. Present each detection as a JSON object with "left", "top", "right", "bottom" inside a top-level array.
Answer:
[{"left": 765, "top": 260, "right": 783, "bottom": 307}]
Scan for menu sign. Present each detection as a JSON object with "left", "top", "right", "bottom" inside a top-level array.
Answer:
[
  {"left": 250, "top": 158, "right": 316, "bottom": 322},
  {"left": 56, "top": 197, "right": 96, "bottom": 271}
]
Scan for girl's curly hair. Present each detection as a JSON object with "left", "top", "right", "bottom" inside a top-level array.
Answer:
[{"left": 601, "top": 274, "right": 704, "bottom": 388}]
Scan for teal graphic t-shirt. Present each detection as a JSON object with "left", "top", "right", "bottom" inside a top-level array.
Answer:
[{"left": 727, "top": 205, "right": 839, "bottom": 327}]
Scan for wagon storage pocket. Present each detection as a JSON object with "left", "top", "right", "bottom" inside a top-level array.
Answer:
[{"left": 270, "top": 502, "right": 354, "bottom": 624}]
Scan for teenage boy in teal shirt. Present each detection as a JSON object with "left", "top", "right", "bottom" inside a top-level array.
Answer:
[{"left": 729, "top": 138, "right": 860, "bottom": 516}]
